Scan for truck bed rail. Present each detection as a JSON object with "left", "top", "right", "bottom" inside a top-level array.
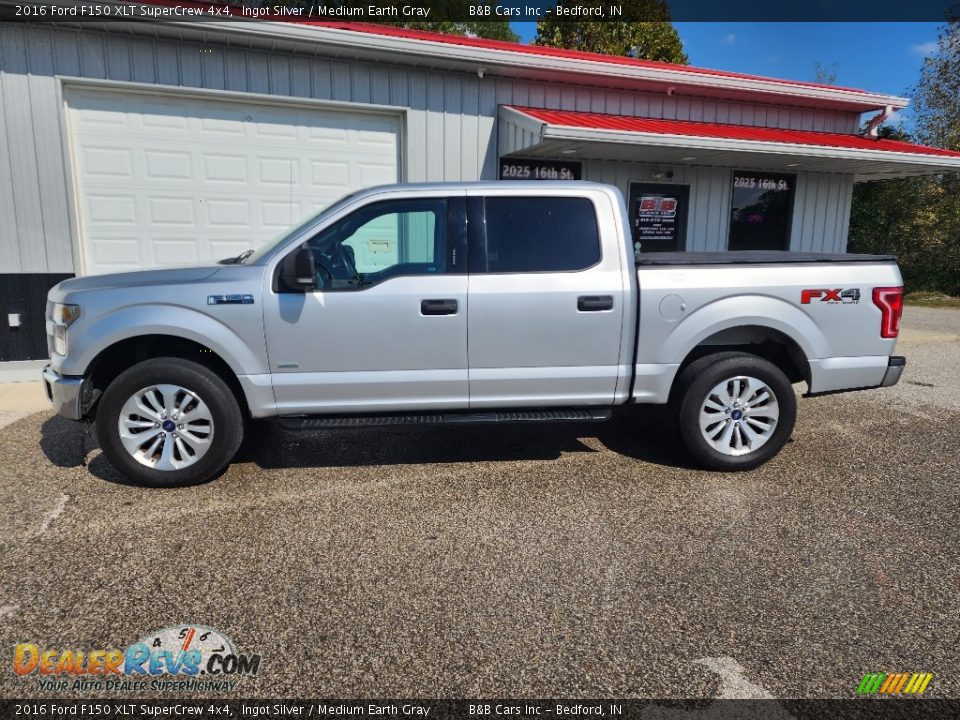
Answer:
[{"left": 636, "top": 251, "right": 897, "bottom": 266}]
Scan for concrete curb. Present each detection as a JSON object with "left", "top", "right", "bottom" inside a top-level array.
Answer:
[
  {"left": 0, "top": 381, "right": 49, "bottom": 414},
  {"left": 0, "top": 360, "right": 47, "bottom": 384}
]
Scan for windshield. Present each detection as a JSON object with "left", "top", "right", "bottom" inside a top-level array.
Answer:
[{"left": 239, "top": 192, "right": 358, "bottom": 265}]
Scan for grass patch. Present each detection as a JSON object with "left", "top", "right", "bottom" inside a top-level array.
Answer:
[{"left": 904, "top": 291, "right": 960, "bottom": 309}]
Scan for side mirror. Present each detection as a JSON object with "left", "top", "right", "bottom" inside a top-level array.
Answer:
[{"left": 280, "top": 246, "right": 317, "bottom": 292}]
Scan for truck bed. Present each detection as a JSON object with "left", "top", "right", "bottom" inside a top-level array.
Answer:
[{"left": 636, "top": 251, "right": 897, "bottom": 266}]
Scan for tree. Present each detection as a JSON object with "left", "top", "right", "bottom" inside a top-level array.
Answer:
[
  {"left": 849, "top": 130, "right": 960, "bottom": 295},
  {"left": 911, "top": 7, "right": 960, "bottom": 151},
  {"left": 848, "top": 9, "right": 960, "bottom": 296},
  {"left": 813, "top": 61, "right": 839, "bottom": 85},
  {"left": 535, "top": 0, "right": 687, "bottom": 64}
]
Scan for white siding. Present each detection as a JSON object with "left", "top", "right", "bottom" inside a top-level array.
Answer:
[
  {"left": 1, "top": 27, "right": 54, "bottom": 273},
  {"left": 791, "top": 172, "right": 855, "bottom": 253},
  {"left": 0, "top": 23, "right": 861, "bottom": 273},
  {"left": 0, "top": 37, "right": 23, "bottom": 273},
  {"left": 582, "top": 160, "right": 854, "bottom": 252},
  {"left": 583, "top": 160, "right": 734, "bottom": 252},
  {"left": 583, "top": 160, "right": 853, "bottom": 252}
]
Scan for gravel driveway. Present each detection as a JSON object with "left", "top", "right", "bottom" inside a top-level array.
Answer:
[{"left": 1, "top": 306, "right": 957, "bottom": 700}]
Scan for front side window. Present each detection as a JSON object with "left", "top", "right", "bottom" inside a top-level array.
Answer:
[
  {"left": 482, "top": 197, "right": 600, "bottom": 273},
  {"left": 728, "top": 172, "right": 796, "bottom": 251},
  {"left": 304, "top": 199, "right": 447, "bottom": 290}
]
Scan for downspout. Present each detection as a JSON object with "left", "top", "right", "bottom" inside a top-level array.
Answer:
[{"left": 863, "top": 105, "right": 894, "bottom": 139}]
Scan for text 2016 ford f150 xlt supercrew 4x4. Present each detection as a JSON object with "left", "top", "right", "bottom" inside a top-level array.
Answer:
[{"left": 43, "top": 182, "right": 905, "bottom": 486}]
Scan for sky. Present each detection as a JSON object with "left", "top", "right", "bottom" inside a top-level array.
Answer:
[{"left": 509, "top": 22, "right": 946, "bottom": 129}]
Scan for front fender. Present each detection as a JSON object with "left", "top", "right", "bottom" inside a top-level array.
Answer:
[
  {"left": 661, "top": 294, "right": 830, "bottom": 365},
  {"left": 60, "top": 304, "right": 268, "bottom": 378}
]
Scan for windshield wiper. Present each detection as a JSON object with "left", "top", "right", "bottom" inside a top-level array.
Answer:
[{"left": 219, "top": 249, "right": 255, "bottom": 265}]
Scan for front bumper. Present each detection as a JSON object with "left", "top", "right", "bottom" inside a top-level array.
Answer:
[
  {"left": 42, "top": 365, "right": 85, "bottom": 421},
  {"left": 880, "top": 356, "right": 906, "bottom": 387}
]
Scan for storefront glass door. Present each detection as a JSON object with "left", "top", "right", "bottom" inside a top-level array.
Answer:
[{"left": 628, "top": 183, "right": 690, "bottom": 253}]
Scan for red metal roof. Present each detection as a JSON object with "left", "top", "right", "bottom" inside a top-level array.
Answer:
[
  {"left": 130, "top": 0, "right": 878, "bottom": 97},
  {"left": 507, "top": 106, "right": 960, "bottom": 158},
  {"left": 307, "top": 22, "right": 868, "bottom": 94},
  {"left": 129, "top": 2, "right": 907, "bottom": 105}
]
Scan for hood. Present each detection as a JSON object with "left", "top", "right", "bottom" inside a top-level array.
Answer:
[{"left": 50, "top": 266, "right": 223, "bottom": 299}]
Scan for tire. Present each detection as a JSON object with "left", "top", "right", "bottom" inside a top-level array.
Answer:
[
  {"left": 673, "top": 351, "right": 797, "bottom": 471},
  {"left": 96, "top": 357, "right": 244, "bottom": 487}
]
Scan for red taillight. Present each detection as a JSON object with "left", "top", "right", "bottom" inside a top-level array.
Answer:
[{"left": 873, "top": 287, "right": 903, "bottom": 338}]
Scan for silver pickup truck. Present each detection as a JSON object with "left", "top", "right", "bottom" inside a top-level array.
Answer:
[{"left": 43, "top": 181, "right": 905, "bottom": 486}]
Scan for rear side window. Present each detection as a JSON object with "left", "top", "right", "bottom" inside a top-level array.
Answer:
[{"left": 482, "top": 197, "right": 600, "bottom": 273}]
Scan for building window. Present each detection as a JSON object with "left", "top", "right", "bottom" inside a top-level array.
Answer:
[{"left": 728, "top": 172, "right": 796, "bottom": 251}]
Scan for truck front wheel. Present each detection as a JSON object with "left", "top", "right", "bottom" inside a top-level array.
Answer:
[
  {"left": 96, "top": 357, "right": 244, "bottom": 487},
  {"left": 674, "top": 352, "right": 797, "bottom": 471}
]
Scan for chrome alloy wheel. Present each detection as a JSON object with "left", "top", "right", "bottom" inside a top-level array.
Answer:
[
  {"left": 699, "top": 375, "right": 779, "bottom": 457},
  {"left": 117, "top": 384, "right": 214, "bottom": 471}
]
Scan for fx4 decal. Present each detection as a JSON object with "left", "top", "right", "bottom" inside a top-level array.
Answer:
[{"left": 801, "top": 288, "right": 861, "bottom": 304}]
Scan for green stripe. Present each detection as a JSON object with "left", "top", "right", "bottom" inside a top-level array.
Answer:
[{"left": 857, "top": 673, "right": 885, "bottom": 694}]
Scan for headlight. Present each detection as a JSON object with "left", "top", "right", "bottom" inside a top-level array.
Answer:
[{"left": 52, "top": 303, "right": 80, "bottom": 356}]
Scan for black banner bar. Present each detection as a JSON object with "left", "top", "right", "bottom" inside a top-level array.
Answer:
[{"left": 0, "top": 0, "right": 957, "bottom": 23}]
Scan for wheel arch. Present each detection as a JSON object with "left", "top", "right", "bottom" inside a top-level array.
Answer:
[
  {"left": 82, "top": 335, "right": 251, "bottom": 419},
  {"left": 676, "top": 325, "right": 812, "bottom": 389},
  {"left": 661, "top": 296, "right": 825, "bottom": 396},
  {"left": 66, "top": 306, "right": 267, "bottom": 376}
]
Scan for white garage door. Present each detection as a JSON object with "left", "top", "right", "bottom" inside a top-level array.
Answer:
[{"left": 65, "top": 87, "right": 400, "bottom": 275}]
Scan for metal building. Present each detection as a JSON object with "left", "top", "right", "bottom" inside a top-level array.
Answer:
[{"left": 2, "top": 11, "right": 960, "bottom": 362}]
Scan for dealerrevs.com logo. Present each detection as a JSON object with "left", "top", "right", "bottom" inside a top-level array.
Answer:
[{"left": 13, "top": 625, "right": 260, "bottom": 693}]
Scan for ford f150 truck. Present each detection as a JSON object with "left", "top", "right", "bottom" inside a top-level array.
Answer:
[{"left": 43, "top": 182, "right": 905, "bottom": 486}]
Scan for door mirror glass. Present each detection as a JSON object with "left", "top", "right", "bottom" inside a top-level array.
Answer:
[{"left": 279, "top": 246, "right": 318, "bottom": 292}]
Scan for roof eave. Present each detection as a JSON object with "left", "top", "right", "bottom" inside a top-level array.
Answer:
[
  {"left": 99, "top": 14, "right": 907, "bottom": 113},
  {"left": 542, "top": 125, "right": 960, "bottom": 172},
  {"left": 277, "top": 25, "right": 911, "bottom": 112}
]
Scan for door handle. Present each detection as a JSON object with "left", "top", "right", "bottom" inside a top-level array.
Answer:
[
  {"left": 421, "top": 298, "right": 458, "bottom": 316},
  {"left": 577, "top": 295, "right": 614, "bottom": 312}
]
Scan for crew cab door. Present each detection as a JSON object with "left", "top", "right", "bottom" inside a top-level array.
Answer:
[
  {"left": 263, "top": 193, "right": 469, "bottom": 414},
  {"left": 466, "top": 188, "right": 628, "bottom": 408}
]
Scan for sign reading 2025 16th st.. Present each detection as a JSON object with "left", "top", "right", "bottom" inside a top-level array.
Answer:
[{"left": 499, "top": 158, "right": 582, "bottom": 181}]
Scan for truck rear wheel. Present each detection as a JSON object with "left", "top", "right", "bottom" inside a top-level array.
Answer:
[
  {"left": 96, "top": 357, "right": 244, "bottom": 487},
  {"left": 673, "top": 352, "right": 796, "bottom": 471}
]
